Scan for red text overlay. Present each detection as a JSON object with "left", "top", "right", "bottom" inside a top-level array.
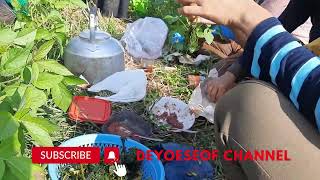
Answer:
[
  {"left": 137, "top": 150, "right": 291, "bottom": 161},
  {"left": 32, "top": 147, "right": 291, "bottom": 164}
]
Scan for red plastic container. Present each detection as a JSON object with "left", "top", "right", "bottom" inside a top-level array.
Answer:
[{"left": 68, "top": 96, "right": 112, "bottom": 124}]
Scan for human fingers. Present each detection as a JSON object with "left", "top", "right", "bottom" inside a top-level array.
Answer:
[
  {"left": 205, "top": 80, "right": 215, "bottom": 96},
  {"left": 176, "top": 0, "right": 200, "bottom": 6},
  {"left": 208, "top": 86, "right": 218, "bottom": 102},
  {"left": 178, "top": 5, "right": 205, "bottom": 18},
  {"left": 196, "top": 17, "right": 216, "bottom": 25},
  {"left": 215, "top": 87, "right": 226, "bottom": 103}
]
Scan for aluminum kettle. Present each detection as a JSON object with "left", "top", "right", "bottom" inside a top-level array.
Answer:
[{"left": 63, "top": 7, "right": 125, "bottom": 85}]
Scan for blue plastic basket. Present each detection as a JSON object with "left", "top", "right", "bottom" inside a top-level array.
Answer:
[{"left": 48, "top": 134, "right": 165, "bottom": 180}]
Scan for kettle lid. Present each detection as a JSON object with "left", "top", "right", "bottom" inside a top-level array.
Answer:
[{"left": 79, "top": 29, "right": 111, "bottom": 41}]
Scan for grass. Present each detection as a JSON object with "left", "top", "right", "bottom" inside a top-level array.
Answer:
[
  {"left": 36, "top": 5, "right": 226, "bottom": 180},
  {"left": 46, "top": 63, "right": 225, "bottom": 179},
  {"left": 45, "top": 63, "right": 225, "bottom": 179}
]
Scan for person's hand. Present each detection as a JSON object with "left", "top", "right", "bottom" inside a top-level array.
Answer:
[
  {"left": 177, "top": 0, "right": 272, "bottom": 46},
  {"left": 204, "top": 71, "right": 236, "bottom": 103},
  {"left": 177, "top": 0, "right": 253, "bottom": 26}
]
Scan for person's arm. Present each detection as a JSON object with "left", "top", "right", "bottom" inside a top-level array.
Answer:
[
  {"left": 239, "top": 17, "right": 320, "bottom": 127},
  {"left": 178, "top": 0, "right": 320, "bottom": 127},
  {"left": 226, "top": 60, "right": 245, "bottom": 81}
]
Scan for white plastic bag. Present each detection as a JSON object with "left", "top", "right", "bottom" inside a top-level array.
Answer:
[
  {"left": 188, "top": 68, "right": 218, "bottom": 123},
  {"left": 88, "top": 70, "right": 147, "bottom": 103},
  {"left": 121, "top": 17, "right": 168, "bottom": 60}
]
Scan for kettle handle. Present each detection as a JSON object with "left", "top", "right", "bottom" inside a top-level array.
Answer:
[{"left": 89, "top": 7, "right": 98, "bottom": 43}]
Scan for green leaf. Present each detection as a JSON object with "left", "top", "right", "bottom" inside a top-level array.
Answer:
[
  {"left": 22, "top": 66, "right": 32, "bottom": 84},
  {"left": 0, "top": 44, "right": 9, "bottom": 54},
  {"left": 4, "top": 157, "right": 33, "bottom": 180},
  {"left": 0, "top": 98, "right": 13, "bottom": 113},
  {"left": 20, "top": 114, "right": 58, "bottom": 133},
  {"left": 13, "top": 29, "right": 37, "bottom": 46},
  {"left": 0, "top": 112, "right": 19, "bottom": 141},
  {"left": 20, "top": 86, "right": 47, "bottom": 111},
  {"left": 36, "top": 60, "right": 73, "bottom": 76},
  {"left": 52, "top": 83, "right": 72, "bottom": 112},
  {"left": 47, "top": 10, "right": 63, "bottom": 21},
  {"left": 14, "top": 108, "right": 31, "bottom": 121},
  {"left": 0, "top": 29, "right": 17, "bottom": 44},
  {"left": 2, "top": 84, "right": 27, "bottom": 99},
  {"left": 0, "top": 127, "right": 24, "bottom": 158},
  {"left": 0, "top": 160, "right": 5, "bottom": 180},
  {"left": 33, "top": 40, "right": 55, "bottom": 61},
  {"left": 0, "top": 84, "right": 27, "bottom": 109},
  {"left": 33, "top": 72, "right": 64, "bottom": 89},
  {"left": 54, "top": 23, "right": 68, "bottom": 34},
  {"left": 63, "top": 76, "right": 87, "bottom": 86},
  {"left": 164, "top": 15, "right": 179, "bottom": 24},
  {"left": 13, "top": 21, "right": 26, "bottom": 30},
  {"left": 31, "top": 63, "right": 39, "bottom": 83},
  {"left": 30, "top": 164, "right": 45, "bottom": 180},
  {"left": 7, "top": 89, "right": 23, "bottom": 111},
  {"left": 54, "top": 0, "right": 87, "bottom": 9},
  {"left": 55, "top": 32, "right": 66, "bottom": 56},
  {"left": 203, "top": 28, "right": 214, "bottom": 45},
  {"left": 0, "top": 47, "right": 32, "bottom": 76},
  {"left": 22, "top": 121, "right": 53, "bottom": 146},
  {"left": 35, "top": 29, "right": 53, "bottom": 41}
]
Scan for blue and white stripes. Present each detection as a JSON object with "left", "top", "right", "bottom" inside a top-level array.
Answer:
[
  {"left": 251, "top": 25, "right": 287, "bottom": 78},
  {"left": 240, "top": 17, "right": 320, "bottom": 131},
  {"left": 269, "top": 41, "right": 301, "bottom": 85},
  {"left": 289, "top": 57, "right": 320, "bottom": 109},
  {"left": 315, "top": 98, "right": 320, "bottom": 130}
]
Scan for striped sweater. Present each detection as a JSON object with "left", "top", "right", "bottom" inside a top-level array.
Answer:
[{"left": 239, "top": 17, "right": 320, "bottom": 130}]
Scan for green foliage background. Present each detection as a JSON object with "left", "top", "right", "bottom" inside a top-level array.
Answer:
[
  {"left": 0, "top": 0, "right": 87, "bottom": 179},
  {"left": 129, "top": 0, "right": 215, "bottom": 54}
]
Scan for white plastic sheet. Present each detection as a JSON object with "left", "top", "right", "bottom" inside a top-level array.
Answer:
[
  {"left": 188, "top": 68, "right": 218, "bottom": 123},
  {"left": 88, "top": 70, "right": 147, "bottom": 103},
  {"left": 121, "top": 17, "right": 168, "bottom": 60}
]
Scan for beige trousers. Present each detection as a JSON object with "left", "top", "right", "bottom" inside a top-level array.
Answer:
[{"left": 214, "top": 80, "right": 320, "bottom": 180}]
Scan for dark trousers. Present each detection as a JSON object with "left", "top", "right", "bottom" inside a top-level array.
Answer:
[{"left": 279, "top": 0, "right": 320, "bottom": 42}]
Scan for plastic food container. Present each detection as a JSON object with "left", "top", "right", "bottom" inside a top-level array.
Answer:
[{"left": 68, "top": 96, "right": 112, "bottom": 124}]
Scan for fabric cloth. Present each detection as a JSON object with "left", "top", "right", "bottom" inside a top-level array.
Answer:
[
  {"left": 214, "top": 80, "right": 320, "bottom": 180},
  {"left": 0, "top": 0, "right": 15, "bottom": 24},
  {"left": 225, "top": 0, "right": 318, "bottom": 79},
  {"left": 199, "top": 39, "right": 243, "bottom": 76},
  {"left": 261, "top": 0, "right": 315, "bottom": 44},
  {"left": 239, "top": 17, "right": 320, "bottom": 130},
  {"left": 278, "top": 0, "right": 320, "bottom": 43},
  {"left": 153, "top": 143, "right": 215, "bottom": 180}
]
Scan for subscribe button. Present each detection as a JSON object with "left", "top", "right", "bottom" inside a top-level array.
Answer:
[{"left": 32, "top": 147, "right": 120, "bottom": 164}]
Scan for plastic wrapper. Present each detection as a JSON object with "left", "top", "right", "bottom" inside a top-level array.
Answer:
[{"left": 121, "top": 17, "right": 168, "bottom": 60}]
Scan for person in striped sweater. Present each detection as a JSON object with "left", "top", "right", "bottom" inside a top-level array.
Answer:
[{"left": 178, "top": 0, "right": 320, "bottom": 179}]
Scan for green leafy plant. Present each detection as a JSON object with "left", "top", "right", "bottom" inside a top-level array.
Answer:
[
  {"left": 164, "top": 15, "right": 215, "bottom": 54},
  {"left": 0, "top": 0, "right": 87, "bottom": 179},
  {"left": 129, "top": 0, "right": 180, "bottom": 19}
]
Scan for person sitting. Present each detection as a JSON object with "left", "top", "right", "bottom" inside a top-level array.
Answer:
[
  {"left": 201, "top": 0, "right": 320, "bottom": 103},
  {"left": 177, "top": 0, "right": 320, "bottom": 179}
]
